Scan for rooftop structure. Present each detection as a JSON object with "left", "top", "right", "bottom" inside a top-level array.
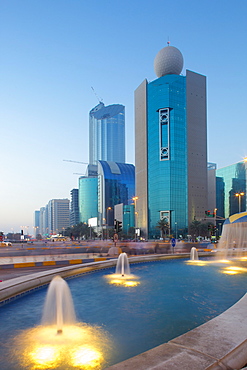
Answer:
[{"left": 89, "top": 102, "right": 125, "bottom": 165}]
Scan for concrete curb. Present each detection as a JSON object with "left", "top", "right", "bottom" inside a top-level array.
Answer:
[
  {"left": 106, "top": 292, "right": 247, "bottom": 369},
  {"left": 0, "top": 257, "right": 108, "bottom": 269}
]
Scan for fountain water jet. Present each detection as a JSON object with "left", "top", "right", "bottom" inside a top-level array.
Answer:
[
  {"left": 104, "top": 252, "right": 139, "bottom": 286},
  {"left": 218, "top": 212, "right": 247, "bottom": 259},
  {"left": 115, "top": 252, "right": 130, "bottom": 276},
  {"left": 8, "top": 275, "right": 112, "bottom": 369},
  {"left": 42, "top": 275, "right": 76, "bottom": 334},
  {"left": 190, "top": 247, "right": 199, "bottom": 261}
]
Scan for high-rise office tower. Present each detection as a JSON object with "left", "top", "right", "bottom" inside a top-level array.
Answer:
[
  {"left": 47, "top": 199, "right": 70, "bottom": 235},
  {"left": 70, "top": 189, "right": 80, "bottom": 226},
  {"left": 39, "top": 206, "right": 46, "bottom": 236},
  {"left": 78, "top": 176, "right": 98, "bottom": 223},
  {"left": 89, "top": 102, "right": 125, "bottom": 165},
  {"left": 98, "top": 160, "right": 135, "bottom": 226},
  {"left": 135, "top": 45, "right": 208, "bottom": 238},
  {"left": 33, "top": 210, "right": 40, "bottom": 237},
  {"left": 216, "top": 159, "right": 247, "bottom": 218}
]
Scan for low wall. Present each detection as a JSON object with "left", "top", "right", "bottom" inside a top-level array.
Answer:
[{"left": 0, "top": 254, "right": 246, "bottom": 370}]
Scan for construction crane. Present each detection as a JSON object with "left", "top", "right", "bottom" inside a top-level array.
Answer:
[
  {"left": 63, "top": 159, "right": 88, "bottom": 165},
  {"left": 91, "top": 86, "right": 103, "bottom": 104},
  {"left": 63, "top": 160, "right": 88, "bottom": 176}
]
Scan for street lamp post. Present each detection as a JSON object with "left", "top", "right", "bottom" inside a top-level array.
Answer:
[
  {"left": 106, "top": 207, "right": 112, "bottom": 240},
  {"left": 132, "top": 196, "right": 138, "bottom": 241},
  {"left": 214, "top": 208, "right": 217, "bottom": 238},
  {"left": 235, "top": 192, "right": 245, "bottom": 213}
]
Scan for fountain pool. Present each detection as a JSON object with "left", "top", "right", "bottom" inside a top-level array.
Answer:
[{"left": 0, "top": 258, "right": 247, "bottom": 369}]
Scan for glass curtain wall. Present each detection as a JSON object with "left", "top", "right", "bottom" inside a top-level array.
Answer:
[{"left": 147, "top": 74, "right": 187, "bottom": 238}]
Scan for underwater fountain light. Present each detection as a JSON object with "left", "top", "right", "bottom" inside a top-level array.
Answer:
[
  {"left": 11, "top": 276, "right": 112, "bottom": 369},
  {"left": 105, "top": 252, "right": 140, "bottom": 286},
  {"left": 221, "top": 266, "right": 247, "bottom": 275}
]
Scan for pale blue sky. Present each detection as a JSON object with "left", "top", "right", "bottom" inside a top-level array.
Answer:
[{"left": 1, "top": 0, "right": 247, "bottom": 234}]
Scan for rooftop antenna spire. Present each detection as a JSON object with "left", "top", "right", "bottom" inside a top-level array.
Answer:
[{"left": 91, "top": 87, "right": 103, "bottom": 104}]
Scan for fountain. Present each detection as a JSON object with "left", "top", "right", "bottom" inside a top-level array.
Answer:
[
  {"left": 115, "top": 252, "right": 130, "bottom": 276},
  {"left": 190, "top": 247, "right": 199, "bottom": 261},
  {"left": 42, "top": 275, "right": 76, "bottom": 334},
  {"left": 105, "top": 252, "right": 139, "bottom": 286},
  {"left": 1, "top": 261, "right": 247, "bottom": 369},
  {"left": 218, "top": 212, "right": 247, "bottom": 259},
  {"left": 8, "top": 275, "right": 112, "bottom": 369}
]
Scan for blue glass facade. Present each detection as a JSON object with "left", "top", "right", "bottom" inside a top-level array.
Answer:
[
  {"left": 89, "top": 103, "right": 125, "bottom": 165},
  {"left": 78, "top": 177, "right": 98, "bottom": 223},
  {"left": 98, "top": 161, "right": 135, "bottom": 226},
  {"left": 135, "top": 65, "right": 207, "bottom": 239},
  {"left": 147, "top": 75, "right": 187, "bottom": 237},
  {"left": 123, "top": 204, "right": 135, "bottom": 233},
  {"left": 216, "top": 161, "right": 247, "bottom": 218},
  {"left": 70, "top": 189, "right": 79, "bottom": 226}
]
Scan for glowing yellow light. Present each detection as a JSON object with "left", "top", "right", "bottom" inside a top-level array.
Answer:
[
  {"left": 108, "top": 278, "right": 140, "bottom": 287},
  {"left": 13, "top": 324, "right": 111, "bottom": 369},
  {"left": 223, "top": 270, "right": 238, "bottom": 275},
  {"left": 109, "top": 279, "right": 123, "bottom": 285},
  {"left": 221, "top": 265, "right": 247, "bottom": 275},
  {"left": 29, "top": 345, "right": 60, "bottom": 368},
  {"left": 186, "top": 260, "right": 207, "bottom": 266},
  {"left": 70, "top": 345, "right": 103, "bottom": 367},
  {"left": 218, "top": 260, "right": 231, "bottom": 263},
  {"left": 124, "top": 281, "right": 139, "bottom": 287},
  {"left": 226, "top": 266, "right": 247, "bottom": 272}
]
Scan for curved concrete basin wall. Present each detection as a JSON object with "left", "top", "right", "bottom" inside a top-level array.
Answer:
[
  {"left": 0, "top": 254, "right": 246, "bottom": 370},
  {"left": 0, "top": 254, "right": 187, "bottom": 303},
  {"left": 107, "top": 292, "right": 247, "bottom": 370}
]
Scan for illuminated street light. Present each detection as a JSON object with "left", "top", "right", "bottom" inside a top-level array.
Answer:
[
  {"left": 235, "top": 192, "right": 245, "bottom": 213},
  {"left": 132, "top": 196, "right": 139, "bottom": 241}
]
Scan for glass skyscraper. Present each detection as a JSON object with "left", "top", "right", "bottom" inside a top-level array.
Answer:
[
  {"left": 98, "top": 161, "right": 135, "bottom": 227},
  {"left": 89, "top": 102, "right": 125, "bottom": 165},
  {"left": 78, "top": 176, "right": 98, "bottom": 223},
  {"left": 135, "top": 45, "right": 208, "bottom": 239},
  {"left": 216, "top": 160, "right": 247, "bottom": 218},
  {"left": 70, "top": 189, "right": 79, "bottom": 226}
]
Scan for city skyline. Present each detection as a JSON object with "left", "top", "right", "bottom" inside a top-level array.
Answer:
[{"left": 1, "top": 0, "right": 247, "bottom": 234}]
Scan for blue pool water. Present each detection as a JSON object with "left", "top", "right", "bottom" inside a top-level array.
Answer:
[{"left": 0, "top": 258, "right": 247, "bottom": 369}]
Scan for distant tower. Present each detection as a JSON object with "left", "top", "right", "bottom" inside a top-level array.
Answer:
[
  {"left": 33, "top": 210, "right": 40, "bottom": 237},
  {"left": 70, "top": 189, "right": 79, "bottom": 226},
  {"left": 135, "top": 44, "right": 208, "bottom": 238},
  {"left": 98, "top": 161, "right": 135, "bottom": 226},
  {"left": 47, "top": 199, "right": 70, "bottom": 235},
  {"left": 216, "top": 160, "right": 247, "bottom": 218},
  {"left": 89, "top": 102, "right": 125, "bottom": 165}
]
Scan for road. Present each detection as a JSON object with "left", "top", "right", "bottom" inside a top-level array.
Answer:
[{"left": 0, "top": 264, "right": 69, "bottom": 281}]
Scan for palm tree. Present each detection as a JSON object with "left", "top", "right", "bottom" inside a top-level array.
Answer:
[
  {"left": 156, "top": 219, "right": 170, "bottom": 239},
  {"left": 189, "top": 220, "right": 215, "bottom": 239},
  {"left": 189, "top": 220, "right": 201, "bottom": 238}
]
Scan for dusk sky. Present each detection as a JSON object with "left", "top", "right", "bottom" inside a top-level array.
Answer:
[{"left": 1, "top": 0, "right": 247, "bottom": 235}]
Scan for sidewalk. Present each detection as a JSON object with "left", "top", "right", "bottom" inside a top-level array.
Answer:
[{"left": 0, "top": 253, "right": 109, "bottom": 269}]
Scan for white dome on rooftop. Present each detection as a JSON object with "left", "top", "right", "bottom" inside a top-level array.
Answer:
[{"left": 154, "top": 45, "right": 184, "bottom": 78}]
